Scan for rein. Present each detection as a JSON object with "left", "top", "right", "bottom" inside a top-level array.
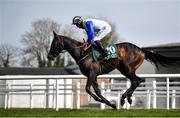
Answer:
[
  {"left": 75, "top": 42, "right": 91, "bottom": 51},
  {"left": 76, "top": 43, "right": 92, "bottom": 65},
  {"left": 76, "top": 42, "right": 93, "bottom": 65}
]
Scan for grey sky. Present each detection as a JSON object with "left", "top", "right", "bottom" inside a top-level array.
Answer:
[{"left": 0, "top": 0, "right": 179, "bottom": 47}]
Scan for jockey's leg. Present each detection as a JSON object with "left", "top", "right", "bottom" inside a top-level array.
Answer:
[
  {"left": 93, "top": 28, "right": 112, "bottom": 59},
  {"left": 93, "top": 41, "right": 108, "bottom": 58},
  {"left": 95, "top": 24, "right": 112, "bottom": 46},
  {"left": 100, "top": 32, "right": 112, "bottom": 46}
]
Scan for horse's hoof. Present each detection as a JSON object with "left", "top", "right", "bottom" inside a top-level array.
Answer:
[
  {"left": 120, "top": 98, "right": 125, "bottom": 106},
  {"left": 127, "top": 97, "right": 132, "bottom": 104},
  {"left": 111, "top": 104, "right": 117, "bottom": 109},
  {"left": 109, "top": 104, "right": 117, "bottom": 109}
]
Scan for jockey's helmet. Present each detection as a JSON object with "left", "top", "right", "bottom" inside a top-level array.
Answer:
[{"left": 72, "top": 16, "right": 83, "bottom": 25}]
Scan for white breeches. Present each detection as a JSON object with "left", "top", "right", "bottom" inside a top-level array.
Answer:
[{"left": 93, "top": 24, "right": 112, "bottom": 41}]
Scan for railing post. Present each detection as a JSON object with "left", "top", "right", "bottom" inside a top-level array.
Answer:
[
  {"left": 71, "top": 92, "right": 74, "bottom": 109},
  {"left": 55, "top": 79, "right": 59, "bottom": 111},
  {"left": 172, "top": 90, "right": 176, "bottom": 109},
  {"left": 44, "top": 88, "right": 46, "bottom": 109},
  {"left": 45, "top": 79, "right": 50, "bottom": 109},
  {"left": 7, "top": 82, "right": 11, "bottom": 109},
  {"left": 152, "top": 80, "right": 156, "bottom": 109},
  {"left": 166, "top": 77, "right": 169, "bottom": 110},
  {"left": 101, "top": 82, "right": 105, "bottom": 109},
  {"left": 146, "top": 89, "right": 151, "bottom": 109},
  {"left": 4, "top": 93, "right": 7, "bottom": 109},
  {"left": 117, "top": 91, "right": 121, "bottom": 109},
  {"left": 77, "top": 82, "right": 80, "bottom": 109},
  {"left": 53, "top": 83, "right": 55, "bottom": 109},
  {"left": 4, "top": 83, "right": 8, "bottom": 109},
  {"left": 64, "top": 79, "right": 66, "bottom": 108},
  {"left": 30, "top": 83, "right": 33, "bottom": 109}
]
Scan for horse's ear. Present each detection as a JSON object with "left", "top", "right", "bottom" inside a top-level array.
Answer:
[{"left": 53, "top": 31, "right": 57, "bottom": 36}]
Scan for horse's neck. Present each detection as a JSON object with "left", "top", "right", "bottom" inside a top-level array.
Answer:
[{"left": 63, "top": 37, "right": 82, "bottom": 62}]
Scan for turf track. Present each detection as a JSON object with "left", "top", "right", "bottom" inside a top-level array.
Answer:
[{"left": 0, "top": 108, "right": 180, "bottom": 117}]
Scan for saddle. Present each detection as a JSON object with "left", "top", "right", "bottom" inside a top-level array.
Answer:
[
  {"left": 79, "top": 43, "right": 118, "bottom": 61},
  {"left": 92, "top": 44, "right": 118, "bottom": 60}
]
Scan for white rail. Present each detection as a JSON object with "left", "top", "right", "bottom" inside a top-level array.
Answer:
[
  {"left": 0, "top": 74, "right": 180, "bottom": 110},
  {"left": 0, "top": 74, "right": 180, "bottom": 80}
]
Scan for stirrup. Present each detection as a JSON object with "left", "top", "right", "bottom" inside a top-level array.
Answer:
[{"left": 100, "top": 52, "right": 108, "bottom": 60}]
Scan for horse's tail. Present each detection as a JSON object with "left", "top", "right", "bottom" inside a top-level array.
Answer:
[{"left": 142, "top": 49, "right": 180, "bottom": 70}]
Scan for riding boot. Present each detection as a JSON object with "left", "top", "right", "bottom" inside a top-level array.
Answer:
[{"left": 93, "top": 41, "right": 108, "bottom": 59}]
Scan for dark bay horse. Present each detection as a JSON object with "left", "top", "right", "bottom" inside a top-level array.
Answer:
[{"left": 47, "top": 31, "right": 180, "bottom": 109}]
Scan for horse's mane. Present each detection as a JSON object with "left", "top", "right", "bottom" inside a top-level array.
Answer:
[{"left": 59, "top": 35, "right": 83, "bottom": 46}]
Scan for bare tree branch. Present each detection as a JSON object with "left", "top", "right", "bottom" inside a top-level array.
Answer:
[
  {"left": 0, "top": 43, "right": 19, "bottom": 67},
  {"left": 21, "top": 18, "right": 61, "bottom": 67}
]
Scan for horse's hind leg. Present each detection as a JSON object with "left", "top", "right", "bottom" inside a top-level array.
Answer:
[
  {"left": 92, "top": 79, "right": 117, "bottom": 109},
  {"left": 117, "top": 64, "right": 141, "bottom": 106},
  {"left": 123, "top": 74, "right": 141, "bottom": 105},
  {"left": 127, "top": 75, "right": 142, "bottom": 99}
]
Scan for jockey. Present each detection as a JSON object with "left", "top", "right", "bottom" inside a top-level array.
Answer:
[{"left": 72, "top": 16, "right": 112, "bottom": 59}]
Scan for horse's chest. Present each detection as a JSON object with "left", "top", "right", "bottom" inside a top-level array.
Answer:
[{"left": 79, "top": 61, "right": 101, "bottom": 76}]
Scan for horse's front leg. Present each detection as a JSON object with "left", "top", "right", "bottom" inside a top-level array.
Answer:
[
  {"left": 85, "top": 72, "right": 104, "bottom": 103},
  {"left": 92, "top": 80, "right": 117, "bottom": 109}
]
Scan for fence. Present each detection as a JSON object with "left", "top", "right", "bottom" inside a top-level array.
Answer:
[{"left": 0, "top": 74, "right": 180, "bottom": 110}]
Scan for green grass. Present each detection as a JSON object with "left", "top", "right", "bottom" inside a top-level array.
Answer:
[{"left": 0, "top": 108, "right": 180, "bottom": 117}]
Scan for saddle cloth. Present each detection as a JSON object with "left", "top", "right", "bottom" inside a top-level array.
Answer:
[{"left": 92, "top": 44, "right": 118, "bottom": 60}]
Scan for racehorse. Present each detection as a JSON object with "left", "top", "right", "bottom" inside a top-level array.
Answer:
[{"left": 47, "top": 31, "right": 180, "bottom": 109}]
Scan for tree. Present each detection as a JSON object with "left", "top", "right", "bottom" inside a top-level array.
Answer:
[
  {"left": 21, "top": 18, "right": 61, "bottom": 67},
  {"left": 0, "top": 43, "right": 18, "bottom": 67}
]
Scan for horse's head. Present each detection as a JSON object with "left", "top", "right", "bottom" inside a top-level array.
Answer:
[{"left": 47, "top": 31, "right": 64, "bottom": 60}]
